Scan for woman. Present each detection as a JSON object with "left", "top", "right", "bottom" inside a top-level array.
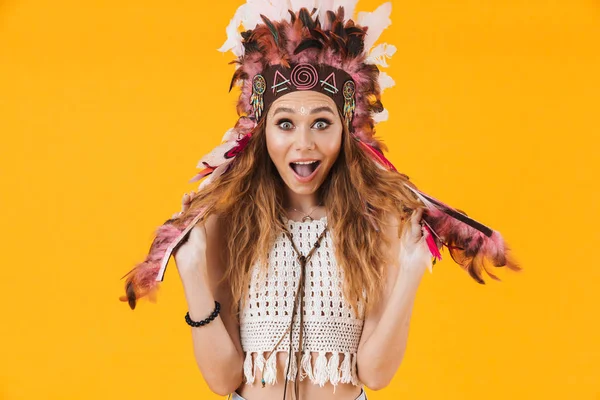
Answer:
[
  {"left": 171, "top": 89, "right": 431, "bottom": 400},
  {"left": 120, "top": 2, "right": 518, "bottom": 399}
]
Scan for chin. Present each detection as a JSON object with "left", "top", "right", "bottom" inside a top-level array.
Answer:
[{"left": 284, "top": 180, "right": 322, "bottom": 195}]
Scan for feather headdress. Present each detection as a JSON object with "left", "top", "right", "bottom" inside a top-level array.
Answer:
[{"left": 120, "top": 0, "right": 519, "bottom": 310}]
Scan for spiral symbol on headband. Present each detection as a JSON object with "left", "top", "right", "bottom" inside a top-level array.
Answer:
[{"left": 291, "top": 64, "right": 318, "bottom": 90}]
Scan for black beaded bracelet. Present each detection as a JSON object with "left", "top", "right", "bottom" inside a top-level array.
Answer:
[{"left": 185, "top": 301, "right": 221, "bottom": 327}]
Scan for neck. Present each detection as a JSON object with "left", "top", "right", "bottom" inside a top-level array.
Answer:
[{"left": 284, "top": 190, "right": 321, "bottom": 213}]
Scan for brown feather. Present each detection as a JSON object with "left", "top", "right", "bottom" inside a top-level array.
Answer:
[
  {"left": 332, "top": 20, "right": 345, "bottom": 39},
  {"left": 299, "top": 8, "right": 315, "bottom": 30},
  {"left": 125, "top": 280, "right": 137, "bottom": 309},
  {"left": 260, "top": 14, "right": 280, "bottom": 45},
  {"left": 326, "top": 10, "right": 336, "bottom": 26},
  {"left": 335, "top": 6, "right": 345, "bottom": 22},
  {"left": 229, "top": 69, "right": 247, "bottom": 92},
  {"left": 294, "top": 39, "right": 324, "bottom": 54},
  {"left": 310, "top": 28, "right": 329, "bottom": 43},
  {"left": 329, "top": 32, "right": 346, "bottom": 55}
]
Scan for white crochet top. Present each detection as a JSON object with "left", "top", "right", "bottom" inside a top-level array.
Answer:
[{"left": 239, "top": 216, "right": 365, "bottom": 389}]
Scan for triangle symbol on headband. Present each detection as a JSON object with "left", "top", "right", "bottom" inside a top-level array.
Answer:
[
  {"left": 321, "top": 72, "right": 338, "bottom": 94},
  {"left": 272, "top": 70, "right": 291, "bottom": 94}
]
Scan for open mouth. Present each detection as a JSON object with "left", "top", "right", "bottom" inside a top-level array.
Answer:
[{"left": 289, "top": 160, "right": 321, "bottom": 179}]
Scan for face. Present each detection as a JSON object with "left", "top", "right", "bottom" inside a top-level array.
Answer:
[{"left": 265, "top": 91, "right": 343, "bottom": 198}]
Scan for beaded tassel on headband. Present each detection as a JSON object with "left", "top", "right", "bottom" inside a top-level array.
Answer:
[
  {"left": 343, "top": 81, "right": 356, "bottom": 132},
  {"left": 250, "top": 75, "right": 265, "bottom": 120}
]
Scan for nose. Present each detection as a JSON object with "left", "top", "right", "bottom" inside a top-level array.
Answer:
[{"left": 295, "top": 124, "right": 315, "bottom": 150}]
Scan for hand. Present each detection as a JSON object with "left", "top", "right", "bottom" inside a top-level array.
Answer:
[
  {"left": 398, "top": 207, "right": 433, "bottom": 280},
  {"left": 172, "top": 191, "right": 208, "bottom": 278},
  {"left": 171, "top": 191, "right": 195, "bottom": 219}
]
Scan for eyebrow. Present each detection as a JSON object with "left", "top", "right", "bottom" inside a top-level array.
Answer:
[{"left": 272, "top": 106, "right": 336, "bottom": 116}]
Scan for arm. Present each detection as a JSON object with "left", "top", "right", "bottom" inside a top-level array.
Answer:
[
  {"left": 356, "top": 209, "right": 432, "bottom": 390},
  {"left": 179, "top": 213, "right": 244, "bottom": 396}
]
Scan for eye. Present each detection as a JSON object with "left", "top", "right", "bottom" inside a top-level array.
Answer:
[
  {"left": 312, "top": 119, "right": 332, "bottom": 130},
  {"left": 276, "top": 119, "right": 294, "bottom": 131}
]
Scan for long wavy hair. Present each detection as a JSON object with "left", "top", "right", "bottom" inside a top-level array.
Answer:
[{"left": 179, "top": 110, "right": 421, "bottom": 318}]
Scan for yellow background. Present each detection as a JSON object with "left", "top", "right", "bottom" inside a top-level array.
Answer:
[{"left": 1, "top": 0, "right": 599, "bottom": 399}]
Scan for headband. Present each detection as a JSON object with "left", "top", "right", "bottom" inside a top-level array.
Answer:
[{"left": 251, "top": 63, "right": 356, "bottom": 130}]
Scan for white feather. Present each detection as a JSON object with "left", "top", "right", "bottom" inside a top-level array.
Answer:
[
  {"left": 218, "top": 0, "right": 292, "bottom": 56},
  {"left": 250, "top": 0, "right": 292, "bottom": 25},
  {"left": 220, "top": 127, "right": 239, "bottom": 144},
  {"left": 218, "top": 0, "right": 397, "bottom": 72},
  {"left": 290, "top": 0, "right": 317, "bottom": 12},
  {"left": 217, "top": 4, "right": 247, "bottom": 56},
  {"left": 373, "top": 108, "right": 389, "bottom": 123},
  {"left": 198, "top": 159, "right": 233, "bottom": 190},
  {"left": 357, "top": 2, "right": 392, "bottom": 52},
  {"left": 270, "top": 0, "right": 292, "bottom": 20},
  {"left": 378, "top": 71, "right": 395, "bottom": 92},
  {"left": 366, "top": 43, "right": 396, "bottom": 67},
  {"left": 239, "top": 0, "right": 265, "bottom": 30}
]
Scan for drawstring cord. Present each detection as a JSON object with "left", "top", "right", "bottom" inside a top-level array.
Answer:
[{"left": 259, "top": 217, "right": 328, "bottom": 400}]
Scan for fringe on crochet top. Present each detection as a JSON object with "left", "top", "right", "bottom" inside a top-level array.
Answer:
[{"left": 239, "top": 216, "right": 366, "bottom": 389}]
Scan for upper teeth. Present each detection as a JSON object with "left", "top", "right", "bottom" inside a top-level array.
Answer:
[{"left": 292, "top": 161, "right": 318, "bottom": 165}]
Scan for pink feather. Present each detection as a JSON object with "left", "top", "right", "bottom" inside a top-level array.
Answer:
[
  {"left": 119, "top": 207, "right": 209, "bottom": 309},
  {"left": 423, "top": 225, "right": 442, "bottom": 261},
  {"left": 356, "top": 139, "right": 397, "bottom": 171},
  {"left": 405, "top": 185, "right": 520, "bottom": 283}
]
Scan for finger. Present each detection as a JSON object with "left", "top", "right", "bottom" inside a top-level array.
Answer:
[
  {"left": 411, "top": 207, "right": 424, "bottom": 224},
  {"left": 171, "top": 211, "right": 183, "bottom": 219},
  {"left": 410, "top": 208, "right": 424, "bottom": 238},
  {"left": 183, "top": 195, "right": 193, "bottom": 212}
]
